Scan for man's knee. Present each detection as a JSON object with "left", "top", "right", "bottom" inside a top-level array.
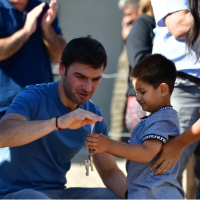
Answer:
[{"left": 3, "top": 189, "right": 50, "bottom": 199}]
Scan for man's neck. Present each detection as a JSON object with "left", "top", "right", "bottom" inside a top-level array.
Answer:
[{"left": 58, "top": 80, "right": 78, "bottom": 111}]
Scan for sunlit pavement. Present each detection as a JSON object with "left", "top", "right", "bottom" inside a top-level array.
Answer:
[{"left": 66, "top": 147, "right": 127, "bottom": 188}]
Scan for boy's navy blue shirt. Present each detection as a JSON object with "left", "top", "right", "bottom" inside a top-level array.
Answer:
[
  {"left": 0, "top": 0, "right": 62, "bottom": 114},
  {"left": 0, "top": 81, "right": 108, "bottom": 197}
]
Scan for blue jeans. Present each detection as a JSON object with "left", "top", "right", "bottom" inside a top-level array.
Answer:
[
  {"left": 171, "top": 78, "right": 200, "bottom": 198},
  {"left": 1, "top": 188, "right": 121, "bottom": 199}
]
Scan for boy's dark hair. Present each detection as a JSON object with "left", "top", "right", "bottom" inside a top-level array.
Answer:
[
  {"left": 61, "top": 35, "right": 107, "bottom": 73},
  {"left": 130, "top": 54, "right": 177, "bottom": 94}
]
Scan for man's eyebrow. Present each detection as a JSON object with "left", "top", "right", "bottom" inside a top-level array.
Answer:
[{"left": 74, "top": 72, "right": 102, "bottom": 79}]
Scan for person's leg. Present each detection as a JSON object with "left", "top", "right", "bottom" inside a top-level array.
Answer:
[
  {"left": 56, "top": 187, "right": 121, "bottom": 199},
  {"left": 171, "top": 79, "right": 200, "bottom": 196},
  {"left": 2, "top": 189, "right": 50, "bottom": 199}
]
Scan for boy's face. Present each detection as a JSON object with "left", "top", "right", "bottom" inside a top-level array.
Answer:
[{"left": 132, "top": 77, "right": 163, "bottom": 114}]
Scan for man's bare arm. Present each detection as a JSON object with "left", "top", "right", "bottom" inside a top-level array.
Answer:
[
  {"left": 42, "top": 27, "right": 66, "bottom": 63},
  {"left": 0, "top": 3, "right": 46, "bottom": 62},
  {"left": 0, "top": 113, "right": 56, "bottom": 147},
  {"left": 164, "top": 10, "right": 193, "bottom": 39},
  {"left": 0, "top": 108, "right": 102, "bottom": 148},
  {"left": 93, "top": 153, "right": 127, "bottom": 199},
  {"left": 41, "top": 0, "right": 66, "bottom": 63},
  {"left": 0, "top": 30, "right": 30, "bottom": 61}
]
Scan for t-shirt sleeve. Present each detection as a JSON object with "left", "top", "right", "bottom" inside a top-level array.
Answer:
[
  {"left": 6, "top": 86, "right": 41, "bottom": 121},
  {"left": 143, "top": 119, "right": 180, "bottom": 144},
  {"left": 151, "top": 0, "right": 189, "bottom": 27}
]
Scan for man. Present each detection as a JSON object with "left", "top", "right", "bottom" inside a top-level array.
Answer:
[
  {"left": 151, "top": 0, "right": 200, "bottom": 198},
  {"left": 0, "top": 36, "right": 127, "bottom": 199},
  {"left": 0, "top": 0, "right": 66, "bottom": 118},
  {"left": 110, "top": 0, "right": 139, "bottom": 134}
]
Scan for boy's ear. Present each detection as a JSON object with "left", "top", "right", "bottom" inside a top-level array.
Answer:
[{"left": 159, "top": 83, "right": 169, "bottom": 96}]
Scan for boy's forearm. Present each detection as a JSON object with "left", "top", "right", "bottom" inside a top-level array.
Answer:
[{"left": 106, "top": 140, "right": 153, "bottom": 163}]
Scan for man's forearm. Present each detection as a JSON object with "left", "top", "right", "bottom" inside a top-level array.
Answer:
[
  {"left": 42, "top": 26, "right": 66, "bottom": 63},
  {"left": 0, "top": 117, "right": 56, "bottom": 147},
  {"left": 93, "top": 153, "right": 127, "bottom": 199},
  {"left": 0, "top": 28, "right": 30, "bottom": 61},
  {"left": 102, "top": 167, "right": 127, "bottom": 198},
  {"left": 164, "top": 11, "right": 193, "bottom": 39}
]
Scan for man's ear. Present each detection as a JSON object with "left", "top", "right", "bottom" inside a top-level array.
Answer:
[
  {"left": 160, "top": 83, "right": 169, "bottom": 96},
  {"left": 59, "top": 60, "right": 65, "bottom": 76}
]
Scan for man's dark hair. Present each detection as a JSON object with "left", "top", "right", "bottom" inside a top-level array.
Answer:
[
  {"left": 130, "top": 54, "right": 177, "bottom": 94},
  {"left": 61, "top": 35, "right": 107, "bottom": 72}
]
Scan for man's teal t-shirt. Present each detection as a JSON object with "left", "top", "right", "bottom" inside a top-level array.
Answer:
[{"left": 0, "top": 81, "right": 108, "bottom": 197}]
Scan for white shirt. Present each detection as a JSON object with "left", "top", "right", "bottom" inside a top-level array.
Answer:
[{"left": 151, "top": 0, "right": 200, "bottom": 78}]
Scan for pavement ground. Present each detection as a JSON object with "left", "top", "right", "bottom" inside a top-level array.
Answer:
[{"left": 66, "top": 147, "right": 127, "bottom": 188}]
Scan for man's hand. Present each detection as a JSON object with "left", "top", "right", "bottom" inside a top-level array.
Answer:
[
  {"left": 86, "top": 133, "right": 111, "bottom": 154},
  {"left": 121, "top": 16, "right": 133, "bottom": 40},
  {"left": 150, "top": 137, "right": 184, "bottom": 175},
  {"left": 41, "top": 0, "right": 58, "bottom": 29},
  {"left": 57, "top": 108, "right": 103, "bottom": 130},
  {"left": 24, "top": 3, "right": 46, "bottom": 36}
]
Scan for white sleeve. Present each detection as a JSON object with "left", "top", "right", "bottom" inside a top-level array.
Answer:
[{"left": 151, "top": 0, "right": 189, "bottom": 27}]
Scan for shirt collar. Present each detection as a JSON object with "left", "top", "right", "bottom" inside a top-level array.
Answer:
[{"left": 0, "top": 0, "right": 14, "bottom": 10}]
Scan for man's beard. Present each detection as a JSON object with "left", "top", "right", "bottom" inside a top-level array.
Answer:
[{"left": 63, "top": 77, "right": 91, "bottom": 105}]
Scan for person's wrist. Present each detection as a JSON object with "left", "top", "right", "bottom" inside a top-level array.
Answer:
[
  {"left": 22, "top": 26, "right": 32, "bottom": 40},
  {"left": 41, "top": 23, "right": 52, "bottom": 32},
  {"left": 106, "top": 138, "right": 114, "bottom": 153}
]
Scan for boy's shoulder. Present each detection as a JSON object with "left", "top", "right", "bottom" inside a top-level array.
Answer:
[
  {"left": 147, "top": 106, "right": 178, "bottom": 123},
  {"left": 142, "top": 107, "right": 180, "bottom": 138}
]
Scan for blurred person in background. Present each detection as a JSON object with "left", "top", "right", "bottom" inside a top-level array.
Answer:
[
  {"left": 125, "top": 0, "right": 155, "bottom": 133},
  {"left": 150, "top": 0, "right": 200, "bottom": 198},
  {"left": 0, "top": 0, "right": 66, "bottom": 119},
  {"left": 110, "top": 0, "right": 139, "bottom": 136}
]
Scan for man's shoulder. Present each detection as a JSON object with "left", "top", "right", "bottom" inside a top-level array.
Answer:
[
  {"left": 134, "top": 14, "right": 155, "bottom": 28},
  {"left": 83, "top": 100, "right": 101, "bottom": 114},
  {"left": 21, "top": 82, "right": 56, "bottom": 98}
]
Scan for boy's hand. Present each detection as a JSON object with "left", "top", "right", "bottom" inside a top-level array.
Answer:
[
  {"left": 86, "top": 133, "right": 111, "bottom": 154},
  {"left": 150, "top": 137, "right": 184, "bottom": 175}
]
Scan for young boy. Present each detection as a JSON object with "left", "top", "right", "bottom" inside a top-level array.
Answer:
[{"left": 86, "top": 54, "right": 185, "bottom": 199}]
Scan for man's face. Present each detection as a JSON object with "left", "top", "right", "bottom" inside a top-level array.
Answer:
[
  {"left": 63, "top": 62, "right": 103, "bottom": 105},
  {"left": 8, "top": 0, "right": 28, "bottom": 9},
  {"left": 123, "top": 6, "right": 138, "bottom": 24}
]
